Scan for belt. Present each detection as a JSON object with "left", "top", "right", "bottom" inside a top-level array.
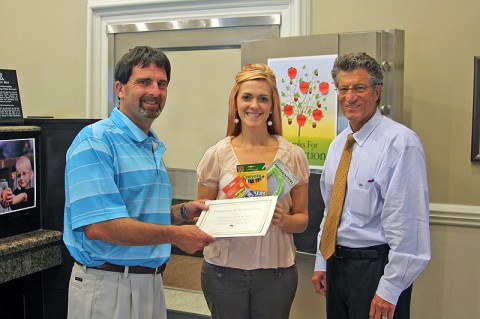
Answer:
[
  {"left": 76, "top": 262, "right": 166, "bottom": 275},
  {"left": 333, "top": 244, "right": 390, "bottom": 259}
]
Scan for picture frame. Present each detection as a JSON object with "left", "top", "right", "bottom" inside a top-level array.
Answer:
[
  {"left": 0, "top": 127, "right": 41, "bottom": 239},
  {"left": 471, "top": 56, "right": 480, "bottom": 161}
]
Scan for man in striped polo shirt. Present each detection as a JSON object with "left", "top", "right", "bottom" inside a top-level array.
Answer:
[{"left": 63, "top": 46, "right": 215, "bottom": 319}]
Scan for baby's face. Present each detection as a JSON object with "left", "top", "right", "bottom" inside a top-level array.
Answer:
[{"left": 16, "top": 163, "right": 33, "bottom": 189}]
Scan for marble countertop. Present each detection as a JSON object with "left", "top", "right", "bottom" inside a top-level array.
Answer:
[
  {"left": 0, "top": 125, "right": 40, "bottom": 132},
  {"left": 0, "top": 229, "right": 63, "bottom": 283},
  {"left": 0, "top": 229, "right": 62, "bottom": 257}
]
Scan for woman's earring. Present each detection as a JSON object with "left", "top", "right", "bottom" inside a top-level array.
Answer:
[
  {"left": 234, "top": 118, "right": 239, "bottom": 124},
  {"left": 267, "top": 113, "right": 273, "bottom": 126}
]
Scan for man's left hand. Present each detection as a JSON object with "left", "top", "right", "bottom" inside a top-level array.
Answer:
[
  {"left": 185, "top": 200, "right": 208, "bottom": 222},
  {"left": 369, "top": 294, "right": 395, "bottom": 319}
]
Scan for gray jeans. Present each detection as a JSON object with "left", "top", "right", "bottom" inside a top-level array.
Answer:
[{"left": 201, "top": 261, "right": 298, "bottom": 319}]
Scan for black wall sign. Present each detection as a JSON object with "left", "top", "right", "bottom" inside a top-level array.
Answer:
[{"left": 0, "top": 69, "right": 24, "bottom": 124}]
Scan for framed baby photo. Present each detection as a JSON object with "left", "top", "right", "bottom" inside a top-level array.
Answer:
[{"left": 0, "top": 127, "right": 41, "bottom": 239}]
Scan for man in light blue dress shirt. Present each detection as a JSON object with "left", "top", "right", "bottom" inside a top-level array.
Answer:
[{"left": 312, "top": 52, "right": 430, "bottom": 319}]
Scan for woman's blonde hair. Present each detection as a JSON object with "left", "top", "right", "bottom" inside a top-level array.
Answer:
[{"left": 226, "top": 64, "right": 283, "bottom": 136}]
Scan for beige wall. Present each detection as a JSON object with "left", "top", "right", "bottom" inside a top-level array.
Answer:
[
  {"left": 311, "top": 0, "right": 480, "bottom": 206},
  {"left": 1, "top": 0, "right": 479, "bottom": 318},
  {"left": 3, "top": 0, "right": 478, "bottom": 204},
  {"left": 2, "top": 0, "right": 477, "bottom": 204},
  {"left": 311, "top": 0, "right": 480, "bottom": 318},
  {"left": 0, "top": 0, "right": 87, "bottom": 119}
]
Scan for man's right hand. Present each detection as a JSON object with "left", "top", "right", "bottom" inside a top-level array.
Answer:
[
  {"left": 312, "top": 271, "right": 327, "bottom": 296},
  {"left": 173, "top": 225, "right": 215, "bottom": 254}
]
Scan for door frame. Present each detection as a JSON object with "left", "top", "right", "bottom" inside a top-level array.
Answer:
[{"left": 86, "top": 0, "right": 311, "bottom": 118}]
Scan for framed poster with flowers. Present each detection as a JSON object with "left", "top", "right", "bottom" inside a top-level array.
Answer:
[{"left": 268, "top": 55, "right": 338, "bottom": 171}]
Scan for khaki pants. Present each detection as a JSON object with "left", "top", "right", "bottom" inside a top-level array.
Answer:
[{"left": 68, "top": 262, "right": 167, "bottom": 319}]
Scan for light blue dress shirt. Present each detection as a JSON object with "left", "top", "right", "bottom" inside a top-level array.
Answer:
[{"left": 315, "top": 110, "right": 431, "bottom": 304}]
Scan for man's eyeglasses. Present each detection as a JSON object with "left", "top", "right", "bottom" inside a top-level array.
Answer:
[{"left": 335, "top": 85, "right": 373, "bottom": 96}]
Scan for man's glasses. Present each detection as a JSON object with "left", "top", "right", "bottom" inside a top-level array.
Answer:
[{"left": 335, "top": 85, "right": 373, "bottom": 96}]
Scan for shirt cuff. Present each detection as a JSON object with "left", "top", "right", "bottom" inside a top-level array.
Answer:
[
  {"left": 314, "top": 254, "right": 327, "bottom": 272},
  {"left": 376, "top": 277, "right": 404, "bottom": 305}
]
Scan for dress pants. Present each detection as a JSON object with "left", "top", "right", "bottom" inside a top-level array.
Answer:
[
  {"left": 326, "top": 246, "right": 412, "bottom": 319},
  {"left": 201, "top": 261, "right": 298, "bottom": 319}
]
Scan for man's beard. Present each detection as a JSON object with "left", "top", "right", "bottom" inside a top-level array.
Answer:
[{"left": 138, "top": 97, "right": 163, "bottom": 119}]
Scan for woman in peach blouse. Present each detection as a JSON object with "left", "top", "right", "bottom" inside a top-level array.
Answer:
[{"left": 196, "top": 64, "right": 310, "bottom": 319}]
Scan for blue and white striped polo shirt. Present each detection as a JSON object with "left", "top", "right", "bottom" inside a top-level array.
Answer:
[{"left": 63, "top": 108, "right": 172, "bottom": 267}]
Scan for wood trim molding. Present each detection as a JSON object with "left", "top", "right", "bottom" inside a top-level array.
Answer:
[{"left": 429, "top": 203, "right": 480, "bottom": 228}]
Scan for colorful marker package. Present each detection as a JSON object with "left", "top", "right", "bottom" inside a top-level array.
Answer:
[
  {"left": 236, "top": 163, "right": 268, "bottom": 197},
  {"left": 222, "top": 175, "right": 256, "bottom": 198}
]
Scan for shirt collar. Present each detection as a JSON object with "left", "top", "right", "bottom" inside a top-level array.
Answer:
[
  {"left": 349, "top": 109, "right": 383, "bottom": 147},
  {"left": 110, "top": 107, "right": 161, "bottom": 144}
]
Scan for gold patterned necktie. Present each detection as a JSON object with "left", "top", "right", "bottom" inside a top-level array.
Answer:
[{"left": 320, "top": 133, "right": 355, "bottom": 260}]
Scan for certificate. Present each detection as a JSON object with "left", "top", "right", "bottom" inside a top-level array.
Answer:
[{"left": 196, "top": 196, "right": 277, "bottom": 237}]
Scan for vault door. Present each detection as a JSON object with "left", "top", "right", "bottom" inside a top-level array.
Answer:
[{"left": 241, "top": 29, "right": 405, "bottom": 132}]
